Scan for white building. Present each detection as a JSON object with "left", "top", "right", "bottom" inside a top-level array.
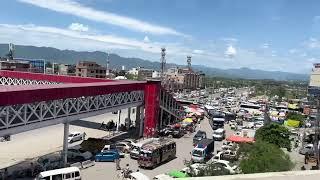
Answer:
[
  {"left": 152, "top": 71, "right": 161, "bottom": 78},
  {"left": 128, "top": 67, "right": 139, "bottom": 76}
]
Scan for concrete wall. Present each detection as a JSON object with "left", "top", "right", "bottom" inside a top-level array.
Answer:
[{"left": 180, "top": 170, "right": 320, "bottom": 180}]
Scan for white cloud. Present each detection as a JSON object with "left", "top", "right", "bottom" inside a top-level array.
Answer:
[
  {"left": 143, "top": 36, "right": 150, "bottom": 43},
  {"left": 289, "top": 49, "right": 297, "bottom": 54},
  {"left": 305, "top": 37, "right": 320, "bottom": 49},
  {"left": 307, "top": 57, "right": 318, "bottom": 63},
  {"left": 225, "top": 45, "right": 237, "bottom": 58},
  {"left": 18, "top": 0, "right": 186, "bottom": 36},
  {"left": 261, "top": 43, "right": 270, "bottom": 49},
  {"left": 221, "top": 37, "right": 238, "bottom": 45},
  {"left": 68, "top": 23, "right": 89, "bottom": 32},
  {"left": 192, "top": 49, "right": 204, "bottom": 54},
  {"left": 314, "top": 16, "right": 320, "bottom": 23}
]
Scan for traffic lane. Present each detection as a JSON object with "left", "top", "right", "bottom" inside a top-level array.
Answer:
[
  {"left": 82, "top": 117, "right": 227, "bottom": 179},
  {"left": 0, "top": 110, "right": 133, "bottom": 169},
  {"left": 82, "top": 133, "right": 196, "bottom": 179}
]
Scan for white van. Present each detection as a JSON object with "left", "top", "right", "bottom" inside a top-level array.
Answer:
[{"left": 35, "top": 167, "right": 81, "bottom": 180}]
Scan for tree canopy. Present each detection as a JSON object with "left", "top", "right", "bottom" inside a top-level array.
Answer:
[
  {"left": 239, "top": 141, "right": 293, "bottom": 174},
  {"left": 255, "top": 123, "right": 291, "bottom": 151}
]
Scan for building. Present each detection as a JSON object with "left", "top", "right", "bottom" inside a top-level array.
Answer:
[
  {"left": 137, "top": 68, "right": 153, "bottom": 80},
  {"left": 152, "top": 71, "right": 161, "bottom": 78},
  {"left": 76, "top": 61, "right": 106, "bottom": 78},
  {"left": 128, "top": 67, "right": 140, "bottom": 76},
  {"left": 164, "top": 67, "right": 205, "bottom": 91},
  {"left": 14, "top": 58, "right": 45, "bottom": 73},
  {"left": 0, "top": 59, "right": 31, "bottom": 72},
  {"left": 58, "top": 64, "right": 76, "bottom": 76}
]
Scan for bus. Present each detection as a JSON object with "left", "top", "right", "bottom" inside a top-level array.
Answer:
[
  {"left": 239, "top": 103, "right": 262, "bottom": 115},
  {"left": 35, "top": 167, "right": 81, "bottom": 180},
  {"left": 138, "top": 138, "right": 176, "bottom": 169},
  {"left": 130, "top": 138, "right": 158, "bottom": 159},
  {"left": 211, "top": 112, "right": 225, "bottom": 130}
]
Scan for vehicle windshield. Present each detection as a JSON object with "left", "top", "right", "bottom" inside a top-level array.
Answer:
[
  {"left": 192, "top": 150, "right": 203, "bottom": 157},
  {"left": 140, "top": 150, "right": 152, "bottom": 157},
  {"left": 68, "top": 134, "right": 74, "bottom": 137}
]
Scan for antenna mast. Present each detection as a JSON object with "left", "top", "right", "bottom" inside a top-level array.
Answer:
[{"left": 160, "top": 48, "right": 166, "bottom": 81}]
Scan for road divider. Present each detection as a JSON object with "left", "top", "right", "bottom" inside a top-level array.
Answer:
[{"left": 81, "top": 160, "right": 95, "bottom": 169}]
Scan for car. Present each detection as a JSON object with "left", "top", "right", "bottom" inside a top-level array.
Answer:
[
  {"left": 212, "top": 128, "right": 226, "bottom": 141},
  {"left": 67, "top": 148, "right": 92, "bottom": 161},
  {"left": 254, "top": 121, "right": 264, "bottom": 129},
  {"left": 101, "top": 144, "right": 126, "bottom": 157},
  {"left": 95, "top": 150, "right": 120, "bottom": 162},
  {"left": 212, "top": 160, "right": 238, "bottom": 174},
  {"left": 120, "top": 139, "right": 137, "bottom": 147},
  {"left": 193, "top": 130, "right": 207, "bottom": 145},
  {"left": 114, "top": 142, "right": 131, "bottom": 153},
  {"left": 181, "top": 163, "right": 207, "bottom": 176},
  {"left": 68, "top": 132, "right": 85, "bottom": 143},
  {"left": 299, "top": 144, "right": 314, "bottom": 155}
]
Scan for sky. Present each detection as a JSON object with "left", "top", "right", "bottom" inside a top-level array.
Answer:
[{"left": 1, "top": 0, "right": 320, "bottom": 73}]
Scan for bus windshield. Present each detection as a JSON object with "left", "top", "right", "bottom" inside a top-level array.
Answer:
[{"left": 240, "top": 104, "right": 260, "bottom": 110}]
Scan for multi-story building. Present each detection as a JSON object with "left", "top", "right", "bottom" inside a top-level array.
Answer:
[
  {"left": 0, "top": 59, "right": 31, "bottom": 72},
  {"left": 76, "top": 61, "right": 106, "bottom": 78},
  {"left": 137, "top": 68, "right": 153, "bottom": 80},
  {"left": 164, "top": 67, "right": 205, "bottom": 91},
  {"left": 58, "top": 64, "right": 76, "bottom": 76}
]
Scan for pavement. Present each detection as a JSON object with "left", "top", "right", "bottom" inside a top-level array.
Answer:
[
  {"left": 81, "top": 117, "right": 234, "bottom": 179},
  {"left": 0, "top": 108, "right": 136, "bottom": 169}
]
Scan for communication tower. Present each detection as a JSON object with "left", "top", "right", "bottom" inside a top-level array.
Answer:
[{"left": 160, "top": 48, "right": 166, "bottom": 80}]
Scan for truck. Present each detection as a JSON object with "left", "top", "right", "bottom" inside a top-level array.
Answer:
[{"left": 191, "top": 138, "right": 214, "bottom": 163}]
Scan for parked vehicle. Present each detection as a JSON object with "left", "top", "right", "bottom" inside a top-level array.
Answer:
[
  {"left": 299, "top": 144, "right": 314, "bottom": 155},
  {"left": 35, "top": 167, "right": 81, "bottom": 180},
  {"left": 191, "top": 138, "right": 214, "bottom": 163},
  {"left": 101, "top": 144, "right": 125, "bottom": 158},
  {"left": 115, "top": 142, "right": 131, "bottom": 153},
  {"left": 193, "top": 130, "right": 207, "bottom": 145},
  {"left": 95, "top": 150, "right": 120, "bottom": 162},
  {"left": 181, "top": 163, "right": 207, "bottom": 176},
  {"left": 211, "top": 113, "right": 225, "bottom": 130},
  {"left": 212, "top": 128, "right": 226, "bottom": 141},
  {"left": 68, "top": 132, "right": 85, "bottom": 143},
  {"left": 138, "top": 138, "right": 176, "bottom": 169},
  {"left": 212, "top": 160, "right": 238, "bottom": 174},
  {"left": 127, "top": 172, "right": 150, "bottom": 180},
  {"left": 67, "top": 148, "right": 92, "bottom": 161},
  {"left": 130, "top": 138, "right": 158, "bottom": 159}
]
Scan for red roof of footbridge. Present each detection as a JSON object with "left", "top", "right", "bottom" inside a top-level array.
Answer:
[{"left": 0, "top": 70, "right": 147, "bottom": 106}]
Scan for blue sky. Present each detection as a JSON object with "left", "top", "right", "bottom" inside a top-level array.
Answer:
[{"left": 1, "top": 0, "right": 320, "bottom": 73}]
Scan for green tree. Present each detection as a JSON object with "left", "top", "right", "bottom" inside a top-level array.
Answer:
[
  {"left": 125, "top": 73, "right": 137, "bottom": 80},
  {"left": 255, "top": 123, "right": 291, "bottom": 151},
  {"left": 186, "top": 162, "right": 230, "bottom": 177},
  {"left": 239, "top": 141, "right": 293, "bottom": 174}
]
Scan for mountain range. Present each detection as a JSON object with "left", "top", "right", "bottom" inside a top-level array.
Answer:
[{"left": 0, "top": 44, "right": 309, "bottom": 81}]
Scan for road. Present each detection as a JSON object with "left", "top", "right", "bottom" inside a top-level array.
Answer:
[
  {"left": 0, "top": 108, "right": 136, "bottom": 169},
  {"left": 81, "top": 117, "right": 234, "bottom": 179}
]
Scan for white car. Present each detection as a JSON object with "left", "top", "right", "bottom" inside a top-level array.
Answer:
[
  {"left": 67, "top": 148, "right": 92, "bottom": 161},
  {"left": 213, "top": 160, "right": 238, "bottom": 174},
  {"left": 115, "top": 142, "right": 131, "bottom": 153},
  {"left": 181, "top": 163, "right": 206, "bottom": 176},
  {"left": 254, "top": 121, "right": 264, "bottom": 129},
  {"left": 68, "top": 132, "right": 85, "bottom": 143}
]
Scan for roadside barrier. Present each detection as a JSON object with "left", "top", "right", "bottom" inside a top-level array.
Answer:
[
  {"left": 81, "top": 160, "right": 95, "bottom": 169},
  {"left": 70, "top": 162, "right": 82, "bottom": 169}
]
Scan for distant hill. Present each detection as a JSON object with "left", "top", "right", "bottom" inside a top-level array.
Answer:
[{"left": 0, "top": 44, "right": 309, "bottom": 81}]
